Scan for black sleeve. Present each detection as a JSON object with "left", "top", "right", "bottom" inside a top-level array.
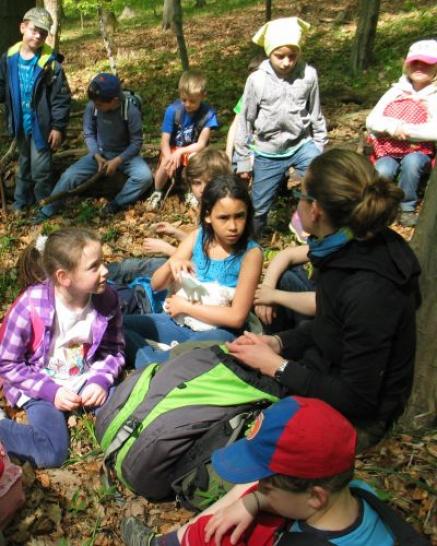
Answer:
[
  {"left": 49, "top": 62, "right": 71, "bottom": 133},
  {"left": 278, "top": 277, "right": 403, "bottom": 419},
  {"left": 277, "top": 320, "right": 315, "bottom": 360},
  {"left": 0, "top": 54, "right": 7, "bottom": 104}
]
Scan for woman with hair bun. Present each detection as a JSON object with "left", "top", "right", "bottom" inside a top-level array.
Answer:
[{"left": 228, "top": 148, "right": 421, "bottom": 449}]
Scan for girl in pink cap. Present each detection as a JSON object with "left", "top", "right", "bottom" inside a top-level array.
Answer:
[{"left": 366, "top": 39, "right": 437, "bottom": 227}]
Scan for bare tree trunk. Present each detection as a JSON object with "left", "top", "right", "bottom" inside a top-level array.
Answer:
[
  {"left": 162, "top": 0, "right": 189, "bottom": 71},
  {"left": 43, "top": 0, "right": 62, "bottom": 50},
  {"left": 351, "top": 0, "right": 380, "bottom": 74},
  {"left": 401, "top": 168, "right": 437, "bottom": 428},
  {"left": 0, "top": 0, "right": 34, "bottom": 54},
  {"left": 98, "top": 6, "right": 117, "bottom": 75},
  {"left": 265, "top": 0, "right": 272, "bottom": 21}
]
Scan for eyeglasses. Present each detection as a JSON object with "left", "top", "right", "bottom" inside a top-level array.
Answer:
[{"left": 291, "top": 188, "right": 316, "bottom": 202}]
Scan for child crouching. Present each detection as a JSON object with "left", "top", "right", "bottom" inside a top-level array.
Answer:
[{"left": 0, "top": 228, "right": 125, "bottom": 468}]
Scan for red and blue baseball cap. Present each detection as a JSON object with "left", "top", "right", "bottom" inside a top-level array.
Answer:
[
  {"left": 88, "top": 73, "right": 121, "bottom": 100},
  {"left": 212, "top": 396, "right": 357, "bottom": 483}
]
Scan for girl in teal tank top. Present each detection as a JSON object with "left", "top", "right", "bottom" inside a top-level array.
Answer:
[{"left": 123, "top": 175, "right": 263, "bottom": 368}]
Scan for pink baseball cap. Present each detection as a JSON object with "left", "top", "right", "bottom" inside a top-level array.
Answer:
[{"left": 405, "top": 40, "right": 437, "bottom": 64}]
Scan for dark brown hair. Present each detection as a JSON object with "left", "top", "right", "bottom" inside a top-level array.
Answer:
[
  {"left": 17, "top": 228, "right": 101, "bottom": 289},
  {"left": 259, "top": 468, "right": 354, "bottom": 495},
  {"left": 304, "top": 149, "right": 403, "bottom": 238}
]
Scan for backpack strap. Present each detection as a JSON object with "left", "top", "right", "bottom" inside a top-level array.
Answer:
[
  {"left": 275, "top": 533, "right": 334, "bottom": 546},
  {"left": 349, "top": 487, "right": 431, "bottom": 545}
]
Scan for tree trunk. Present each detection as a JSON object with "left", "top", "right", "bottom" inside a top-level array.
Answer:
[
  {"left": 265, "top": 0, "right": 272, "bottom": 21},
  {"left": 351, "top": 0, "right": 380, "bottom": 74},
  {"left": 98, "top": 6, "right": 117, "bottom": 75},
  {"left": 195, "top": 0, "right": 206, "bottom": 7},
  {"left": 0, "top": 0, "right": 34, "bottom": 55},
  {"left": 43, "top": 0, "right": 62, "bottom": 50},
  {"left": 401, "top": 168, "right": 437, "bottom": 428},
  {"left": 162, "top": 0, "right": 189, "bottom": 71}
]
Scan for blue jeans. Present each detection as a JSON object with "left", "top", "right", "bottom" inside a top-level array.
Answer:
[
  {"left": 252, "top": 140, "right": 321, "bottom": 234},
  {"left": 0, "top": 399, "right": 69, "bottom": 468},
  {"left": 265, "top": 266, "right": 315, "bottom": 334},
  {"left": 375, "top": 152, "right": 431, "bottom": 211},
  {"left": 14, "top": 132, "right": 53, "bottom": 210},
  {"left": 123, "top": 313, "right": 237, "bottom": 368},
  {"left": 41, "top": 152, "right": 153, "bottom": 217},
  {"left": 107, "top": 257, "right": 166, "bottom": 284}
]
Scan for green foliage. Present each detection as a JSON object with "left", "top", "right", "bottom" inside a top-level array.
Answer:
[
  {"left": 77, "top": 201, "right": 100, "bottom": 224},
  {"left": 101, "top": 226, "right": 120, "bottom": 243},
  {"left": 68, "top": 489, "right": 90, "bottom": 513}
]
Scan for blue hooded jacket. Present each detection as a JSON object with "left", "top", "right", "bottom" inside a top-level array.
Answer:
[{"left": 0, "top": 42, "right": 71, "bottom": 151}]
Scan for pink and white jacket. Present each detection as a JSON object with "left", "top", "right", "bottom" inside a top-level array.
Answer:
[{"left": 366, "top": 75, "right": 437, "bottom": 159}]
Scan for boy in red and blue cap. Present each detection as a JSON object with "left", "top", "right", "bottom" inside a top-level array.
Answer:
[
  {"left": 33, "top": 72, "right": 153, "bottom": 222},
  {"left": 121, "top": 396, "right": 397, "bottom": 546}
]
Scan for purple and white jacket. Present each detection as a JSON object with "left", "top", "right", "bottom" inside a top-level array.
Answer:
[{"left": 0, "top": 281, "right": 125, "bottom": 406}]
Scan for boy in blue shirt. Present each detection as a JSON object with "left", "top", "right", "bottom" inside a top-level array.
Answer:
[
  {"left": 34, "top": 73, "right": 152, "bottom": 221},
  {"left": 0, "top": 7, "right": 71, "bottom": 214},
  {"left": 147, "top": 69, "right": 218, "bottom": 210},
  {"left": 122, "top": 397, "right": 403, "bottom": 546}
]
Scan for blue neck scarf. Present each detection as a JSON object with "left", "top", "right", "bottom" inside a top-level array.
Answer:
[{"left": 308, "top": 227, "right": 354, "bottom": 258}]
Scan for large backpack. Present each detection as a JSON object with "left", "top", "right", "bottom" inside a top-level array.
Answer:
[
  {"left": 95, "top": 345, "right": 285, "bottom": 500},
  {"left": 276, "top": 486, "right": 431, "bottom": 545}
]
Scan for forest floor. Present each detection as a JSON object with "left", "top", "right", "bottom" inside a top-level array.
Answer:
[{"left": 0, "top": 0, "right": 436, "bottom": 544}]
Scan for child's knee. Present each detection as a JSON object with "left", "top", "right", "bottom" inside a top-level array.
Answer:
[{"left": 34, "top": 441, "right": 69, "bottom": 468}]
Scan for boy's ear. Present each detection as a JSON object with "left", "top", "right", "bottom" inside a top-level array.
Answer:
[
  {"left": 54, "top": 268, "right": 72, "bottom": 288},
  {"left": 205, "top": 214, "right": 212, "bottom": 224},
  {"left": 308, "top": 486, "right": 330, "bottom": 510},
  {"left": 20, "top": 22, "right": 27, "bottom": 34}
]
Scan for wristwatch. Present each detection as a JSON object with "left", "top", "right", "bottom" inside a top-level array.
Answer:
[{"left": 274, "top": 359, "right": 289, "bottom": 382}]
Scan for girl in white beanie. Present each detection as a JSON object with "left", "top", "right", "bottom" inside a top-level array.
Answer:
[{"left": 234, "top": 17, "right": 328, "bottom": 236}]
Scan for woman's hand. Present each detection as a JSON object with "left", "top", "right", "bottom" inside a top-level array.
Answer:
[
  {"left": 254, "top": 284, "right": 278, "bottom": 306},
  {"left": 165, "top": 294, "right": 190, "bottom": 317},
  {"left": 227, "top": 332, "right": 283, "bottom": 377},
  {"left": 204, "top": 498, "right": 255, "bottom": 546},
  {"left": 80, "top": 384, "right": 107, "bottom": 408},
  {"left": 54, "top": 387, "right": 82, "bottom": 412},
  {"left": 167, "top": 257, "right": 195, "bottom": 281}
]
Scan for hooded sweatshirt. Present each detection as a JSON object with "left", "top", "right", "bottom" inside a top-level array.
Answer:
[
  {"left": 276, "top": 228, "right": 421, "bottom": 427},
  {"left": 366, "top": 75, "right": 437, "bottom": 158},
  {"left": 234, "top": 59, "right": 328, "bottom": 172}
]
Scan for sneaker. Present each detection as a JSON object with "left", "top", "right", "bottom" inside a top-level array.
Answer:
[
  {"left": 289, "top": 210, "right": 308, "bottom": 244},
  {"left": 30, "top": 211, "right": 50, "bottom": 225},
  {"left": 146, "top": 191, "right": 163, "bottom": 211},
  {"left": 399, "top": 211, "right": 418, "bottom": 228},
  {"left": 101, "top": 201, "right": 122, "bottom": 216},
  {"left": 185, "top": 192, "right": 198, "bottom": 208},
  {"left": 121, "top": 517, "right": 156, "bottom": 546}
]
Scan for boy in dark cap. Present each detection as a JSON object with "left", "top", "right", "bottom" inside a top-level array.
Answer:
[
  {"left": 34, "top": 72, "right": 152, "bottom": 221},
  {"left": 0, "top": 7, "right": 71, "bottom": 214},
  {"left": 121, "top": 396, "right": 399, "bottom": 546}
]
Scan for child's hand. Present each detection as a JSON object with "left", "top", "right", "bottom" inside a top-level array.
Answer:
[
  {"left": 105, "top": 156, "right": 123, "bottom": 176},
  {"left": 144, "top": 237, "right": 175, "bottom": 256},
  {"left": 154, "top": 222, "right": 176, "bottom": 236},
  {"left": 54, "top": 387, "right": 82, "bottom": 412},
  {"left": 165, "top": 294, "right": 190, "bottom": 317},
  {"left": 48, "top": 129, "right": 62, "bottom": 151},
  {"left": 254, "top": 284, "right": 278, "bottom": 306},
  {"left": 94, "top": 154, "right": 107, "bottom": 172},
  {"left": 204, "top": 498, "right": 255, "bottom": 546},
  {"left": 229, "top": 331, "right": 281, "bottom": 353},
  {"left": 238, "top": 172, "right": 252, "bottom": 181},
  {"left": 168, "top": 257, "right": 195, "bottom": 281},
  {"left": 80, "top": 384, "right": 107, "bottom": 408},
  {"left": 254, "top": 303, "right": 276, "bottom": 325}
]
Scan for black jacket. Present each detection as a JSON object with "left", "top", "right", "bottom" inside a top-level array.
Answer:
[{"left": 277, "top": 228, "right": 421, "bottom": 427}]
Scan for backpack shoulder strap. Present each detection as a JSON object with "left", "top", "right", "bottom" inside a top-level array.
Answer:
[
  {"left": 194, "top": 102, "right": 212, "bottom": 135},
  {"left": 350, "top": 487, "right": 431, "bottom": 545},
  {"left": 173, "top": 101, "right": 184, "bottom": 131}
]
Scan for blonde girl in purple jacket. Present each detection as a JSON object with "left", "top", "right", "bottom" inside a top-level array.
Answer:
[{"left": 0, "top": 228, "right": 125, "bottom": 467}]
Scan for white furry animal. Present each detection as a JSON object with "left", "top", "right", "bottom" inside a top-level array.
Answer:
[{"left": 165, "top": 272, "right": 235, "bottom": 331}]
